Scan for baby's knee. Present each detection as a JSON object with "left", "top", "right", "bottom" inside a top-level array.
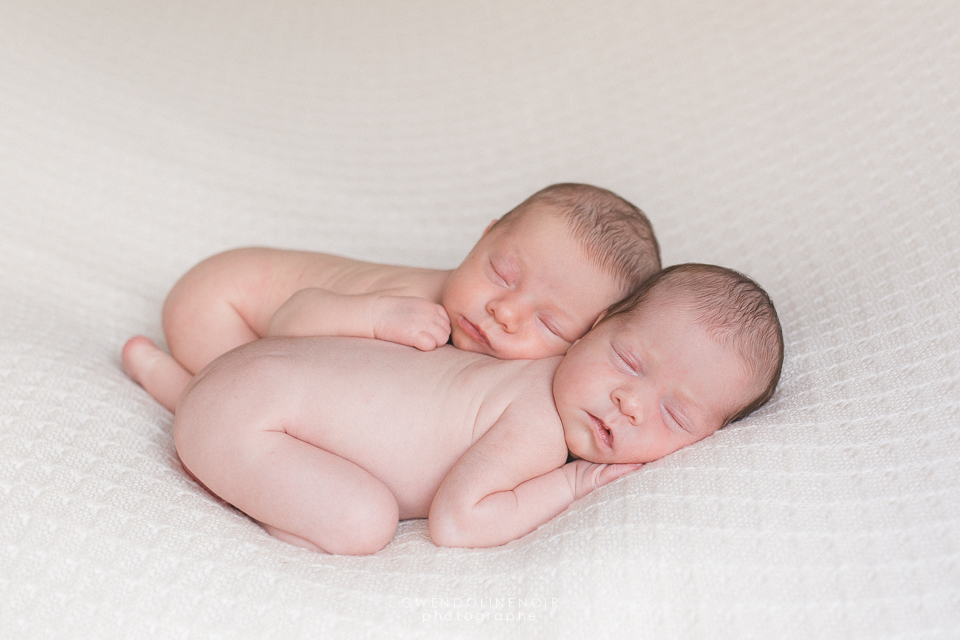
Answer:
[{"left": 334, "top": 486, "right": 399, "bottom": 555}]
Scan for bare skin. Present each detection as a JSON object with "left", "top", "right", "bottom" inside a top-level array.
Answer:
[
  {"left": 173, "top": 297, "right": 758, "bottom": 554},
  {"left": 124, "top": 206, "right": 627, "bottom": 412},
  {"left": 175, "top": 337, "right": 635, "bottom": 555}
]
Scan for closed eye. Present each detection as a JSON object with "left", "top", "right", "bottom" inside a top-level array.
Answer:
[
  {"left": 489, "top": 263, "right": 508, "bottom": 286},
  {"left": 660, "top": 404, "right": 689, "bottom": 433},
  {"left": 539, "top": 317, "right": 568, "bottom": 341},
  {"left": 489, "top": 259, "right": 514, "bottom": 286},
  {"left": 612, "top": 347, "right": 640, "bottom": 374}
]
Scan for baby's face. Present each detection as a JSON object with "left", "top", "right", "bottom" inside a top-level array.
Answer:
[
  {"left": 553, "top": 299, "right": 758, "bottom": 464},
  {"left": 441, "top": 207, "right": 624, "bottom": 360}
]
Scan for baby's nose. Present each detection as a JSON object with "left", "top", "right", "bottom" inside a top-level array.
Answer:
[
  {"left": 615, "top": 389, "right": 646, "bottom": 425},
  {"left": 489, "top": 297, "right": 526, "bottom": 333}
]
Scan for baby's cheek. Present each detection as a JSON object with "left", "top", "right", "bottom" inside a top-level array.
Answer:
[
  {"left": 521, "top": 338, "right": 569, "bottom": 360},
  {"left": 555, "top": 342, "right": 574, "bottom": 357}
]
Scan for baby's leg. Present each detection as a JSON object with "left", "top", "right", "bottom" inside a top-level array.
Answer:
[
  {"left": 122, "top": 336, "right": 193, "bottom": 412},
  {"left": 161, "top": 251, "right": 269, "bottom": 374},
  {"left": 176, "top": 413, "right": 400, "bottom": 555},
  {"left": 243, "top": 435, "right": 401, "bottom": 554},
  {"left": 162, "top": 288, "right": 260, "bottom": 375}
]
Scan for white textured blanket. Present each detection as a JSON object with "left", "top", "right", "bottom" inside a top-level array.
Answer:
[{"left": 1, "top": 2, "right": 957, "bottom": 638}]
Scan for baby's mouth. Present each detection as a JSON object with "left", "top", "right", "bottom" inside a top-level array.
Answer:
[
  {"left": 590, "top": 414, "right": 613, "bottom": 448},
  {"left": 458, "top": 316, "right": 491, "bottom": 348}
]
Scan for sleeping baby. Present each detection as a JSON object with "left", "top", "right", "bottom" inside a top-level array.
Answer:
[
  {"left": 123, "top": 183, "right": 661, "bottom": 411},
  {"left": 172, "top": 264, "right": 783, "bottom": 553}
]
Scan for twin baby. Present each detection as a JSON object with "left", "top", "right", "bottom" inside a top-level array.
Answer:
[{"left": 123, "top": 184, "right": 783, "bottom": 554}]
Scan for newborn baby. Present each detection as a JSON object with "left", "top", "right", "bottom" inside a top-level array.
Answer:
[
  {"left": 124, "top": 183, "right": 661, "bottom": 411},
  {"left": 174, "top": 264, "right": 784, "bottom": 554}
]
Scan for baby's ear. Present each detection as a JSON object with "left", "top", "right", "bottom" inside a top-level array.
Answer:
[{"left": 482, "top": 219, "right": 499, "bottom": 235}]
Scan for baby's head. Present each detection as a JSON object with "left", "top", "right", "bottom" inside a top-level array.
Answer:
[
  {"left": 553, "top": 263, "right": 784, "bottom": 464},
  {"left": 442, "top": 183, "right": 661, "bottom": 360}
]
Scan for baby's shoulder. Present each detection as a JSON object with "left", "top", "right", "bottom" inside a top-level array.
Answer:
[
  {"left": 463, "top": 355, "right": 555, "bottom": 424},
  {"left": 495, "top": 358, "right": 564, "bottom": 426},
  {"left": 495, "top": 358, "right": 568, "bottom": 467}
]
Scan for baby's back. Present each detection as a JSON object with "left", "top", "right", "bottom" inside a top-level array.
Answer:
[{"left": 175, "top": 337, "right": 548, "bottom": 519}]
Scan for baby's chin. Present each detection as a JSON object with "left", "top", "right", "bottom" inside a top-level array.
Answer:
[
  {"left": 449, "top": 328, "right": 496, "bottom": 357},
  {"left": 565, "top": 438, "right": 644, "bottom": 465},
  {"left": 563, "top": 437, "right": 606, "bottom": 464}
]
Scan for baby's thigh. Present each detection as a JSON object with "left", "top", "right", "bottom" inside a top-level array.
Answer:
[
  {"left": 173, "top": 348, "right": 399, "bottom": 554},
  {"left": 172, "top": 358, "right": 281, "bottom": 488},
  {"left": 173, "top": 340, "right": 335, "bottom": 467}
]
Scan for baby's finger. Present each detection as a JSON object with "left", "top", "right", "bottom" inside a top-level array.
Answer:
[
  {"left": 432, "top": 327, "right": 451, "bottom": 346},
  {"left": 411, "top": 331, "right": 442, "bottom": 351},
  {"left": 436, "top": 313, "right": 451, "bottom": 332},
  {"left": 432, "top": 319, "right": 451, "bottom": 341},
  {"left": 598, "top": 463, "right": 642, "bottom": 486},
  {"left": 421, "top": 314, "right": 450, "bottom": 339}
]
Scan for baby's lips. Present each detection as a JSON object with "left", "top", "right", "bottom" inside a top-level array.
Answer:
[
  {"left": 457, "top": 316, "right": 491, "bottom": 348},
  {"left": 589, "top": 414, "right": 613, "bottom": 448}
]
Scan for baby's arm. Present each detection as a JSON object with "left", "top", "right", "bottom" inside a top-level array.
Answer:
[
  {"left": 268, "top": 288, "right": 451, "bottom": 352},
  {"left": 428, "top": 404, "right": 638, "bottom": 549}
]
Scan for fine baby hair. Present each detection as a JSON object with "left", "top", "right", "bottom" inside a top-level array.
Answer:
[
  {"left": 603, "top": 262, "right": 784, "bottom": 425},
  {"left": 491, "top": 183, "right": 662, "bottom": 292}
]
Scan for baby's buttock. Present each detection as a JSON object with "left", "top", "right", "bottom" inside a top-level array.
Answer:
[{"left": 191, "top": 337, "right": 503, "bottom": 517}]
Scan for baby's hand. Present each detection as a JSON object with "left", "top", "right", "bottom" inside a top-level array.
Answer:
[
  {"left": 561, "top": 460, "right": 641, "bottom": 501},
  {"left": 372, "top": 296, "right": 451, "bottom": 351}
]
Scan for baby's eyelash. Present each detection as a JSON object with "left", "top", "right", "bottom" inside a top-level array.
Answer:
[
  {"left": 661, "top": 405, "right": 689, "bottom": 433},
  {"left": 613, "top": 348, "right": 639, "bottom": 373},
  {"left": 665, "top": 408, "right": 679, "bottom": 426},
  {"left": 491, "top": 259, "right": 518, "bottom": 285},
  {"left": 540, "top": 318, "right": 564, "bottom": 339}
]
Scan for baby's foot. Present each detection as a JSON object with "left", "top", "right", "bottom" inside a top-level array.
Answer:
[
  {"left": 122, "top": 335, "right": 161, "bottom": 383},
  {"left": 122, "top": 336, "right": 193, "bottom": 412}
]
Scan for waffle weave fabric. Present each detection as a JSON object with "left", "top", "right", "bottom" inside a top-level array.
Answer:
[{"left": 1, "top": 1, "right": 957, "bottom": 638}]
